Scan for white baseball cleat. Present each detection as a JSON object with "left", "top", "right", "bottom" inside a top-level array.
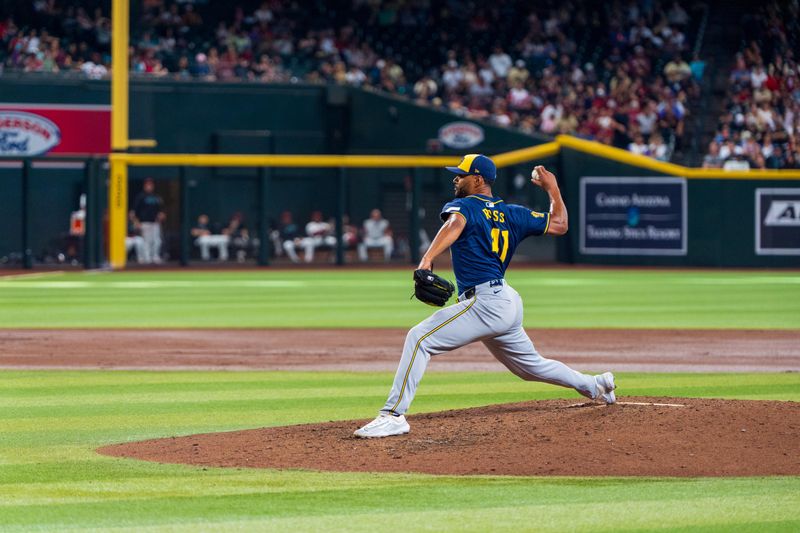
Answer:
[
  {"left": 595, "top": 372, "right": 617, "bottom": 404},
  {"left": 354, "top": 413, "right": 410, "bottom": 438}
]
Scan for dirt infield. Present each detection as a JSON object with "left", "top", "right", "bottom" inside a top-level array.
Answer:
[
  {"left": 2, "top": 328, "right": 799, "bottom": 372},
  {"left": 98, "top": 397, "right": 800, "bottom": 477},
  {"left": 10, "top": 326, "right": 799, "bottom": 477}
]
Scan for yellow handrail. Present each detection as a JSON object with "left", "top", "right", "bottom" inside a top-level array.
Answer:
[
  {"left": 555, "top": 135, "right": 800, "bottom": 180},
  {"left": 108, "top": 135, "right": 800, "bottom": 179},
  {"left": 109, "top": 153, "right": 460, "bottom": 168},
  {"left": 491, "top": 142, "right": 560, "bottom": 168}
]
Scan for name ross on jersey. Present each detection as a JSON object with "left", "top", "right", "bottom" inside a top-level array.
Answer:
[{"left": 482, "top": 208, "right": 505, "bottom": 223}]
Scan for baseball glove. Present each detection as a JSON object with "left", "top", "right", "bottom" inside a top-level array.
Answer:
[{"left": 413, "top": 269, "right": 455, "bottom": 307}]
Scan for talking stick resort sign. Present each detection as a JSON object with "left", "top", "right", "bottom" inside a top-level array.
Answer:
[{"left": 580, "top": 177, "right": 687, "bottom": 255}]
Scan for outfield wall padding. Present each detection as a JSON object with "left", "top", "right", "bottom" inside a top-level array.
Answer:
[{"left": 559, "top": 147, "right": 799, "bottom": 267}]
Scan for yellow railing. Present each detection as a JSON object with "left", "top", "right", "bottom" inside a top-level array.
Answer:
[
  {"left": 106, "top": 135, "right": 800, "bottom": 269},
  {"left": 109, "top": 136, "right": 800, "bottom": 179},
  {"left": 555, "top": 135, "right": 800, "bottom": 180},
  {"left": 108, "top": 153, "right": 460, "bottom": 168},
  {"left": 108, "top": 142, "right": 556, "bottom": 169},
  {"left": 490, "top": 142, "right": 560, "bottom": 168}
]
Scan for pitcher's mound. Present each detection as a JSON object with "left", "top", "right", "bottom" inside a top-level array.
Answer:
[{"left": 99, "top": 397, "right": 800, "bottom": 477}]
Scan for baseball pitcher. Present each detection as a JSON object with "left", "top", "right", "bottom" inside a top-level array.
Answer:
[{"left": 355, "top": 154, "right": 616, "bottom": 438}]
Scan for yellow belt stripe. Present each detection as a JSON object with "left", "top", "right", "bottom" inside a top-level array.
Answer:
[{"left": 390, "top": 296, "right": 477, "bottom": 413}]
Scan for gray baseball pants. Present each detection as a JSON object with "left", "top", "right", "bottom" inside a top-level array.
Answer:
[
  {"left": 382, "top": 280, "right": 599, "bottom": 415},
  {"left": 139, "top": 222, "right": 162, "bottom": 264}
]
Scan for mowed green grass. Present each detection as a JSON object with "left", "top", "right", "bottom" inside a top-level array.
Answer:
[
  {"left": 0, "top": 268, "right": 798, "bottom": 328},
  {"left": 2, "top": 371, "right": 799, "bottom": 532},
  {"left": 1, "top": 268, "right": 798, "bottom": 531}
]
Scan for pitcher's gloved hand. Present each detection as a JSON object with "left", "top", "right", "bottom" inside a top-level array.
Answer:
[{"left": 413, "top": 269, "right": 455, "bottom": 307}]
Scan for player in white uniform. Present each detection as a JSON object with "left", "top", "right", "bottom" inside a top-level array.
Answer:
[
  {"left": 289, "top": 210, "right": 336, "bottom": 263},
  {"left": 358, "top": 209, "right": 394, "bottom": 261},
  {"left": 355, "top": 155, "right": 616, "bottom": 438}
]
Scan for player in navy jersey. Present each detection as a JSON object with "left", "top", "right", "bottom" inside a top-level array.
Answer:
[
  {"left": 355, "top": 154, "right": 616, "bottom": 438},
  {"left": 440, "top": 189, "right": 550, "bottom": 295}
]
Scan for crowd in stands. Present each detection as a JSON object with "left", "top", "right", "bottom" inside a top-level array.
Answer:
[
  {"left": 704, "top": 2, "right": 800, "bottom": 170},
  {"left": 2, "top": 0, "right": 706, "bottom": 162}
]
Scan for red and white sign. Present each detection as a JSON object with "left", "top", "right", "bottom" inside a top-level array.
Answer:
[
  {"left": 438, "top": 121, "right": 484, "bottom": 149},
  {"left": 0, "top": 103, "right": 110, "bottom": 155}
]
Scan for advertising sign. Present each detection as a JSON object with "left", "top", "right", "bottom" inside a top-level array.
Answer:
[
  {"left": 437, "top": 121, "right": 484, "bottom": 149},
  {"left": 580, "top": 177, "right": 687, "bottom": 255},
  {"left": 755, "top": 188, "right": 800, "bottom": 255},
  {"left": 0, "top": 103, "right": 110, "bottom": 155}
]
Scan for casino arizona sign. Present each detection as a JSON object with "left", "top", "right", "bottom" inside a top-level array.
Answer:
[{"left": 0, "top": 111, "right": 61, "bottom": 156}]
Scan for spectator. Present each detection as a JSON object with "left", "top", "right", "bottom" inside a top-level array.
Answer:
[
  {"left": 636, "top": 100, "right": 659, "bottom": 137},
  {"left": 488, "top": 46, "right": 512, "bottom": 78},
  {"left": 628, "top": 134, "right": 650, "bottom": 156},
  {"left": 765, "top": 145, "right": 784, "bottom": 169},
  {"left": 191, "top": 214, "right": 229, "bottom": 261},
  {"left": 649, "top": 133, "right": 669, "bottom": 161},
  {"left": 358, "top": 209, "right": 393, "bottom": 262},
  {"left": 702, "top": 141, "right": 724, "bottom": 168},
  {"left": 131, "top": 178, "right": 165, "bottom": 264},
  {"left": 750, "top": 64, "right": 768, "bottom": 90},
  {"left": 690, "top": 53, "right": 705, "bottom": 82},
  {"left": 441, "top": 60, "right": 463, "bottom": 92},
  {"left": 507, "top": 59, "right": 529, "bottom": 85},
  {"left": 664, "top": 54, "right": 691, "bottom": 85}
]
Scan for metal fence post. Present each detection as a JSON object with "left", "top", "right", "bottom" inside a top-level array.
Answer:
[
  {"left": 83, "top": 157, "right": 97, "bottom": 269},
  {"left": 179, "top": 166, "right": 190, "bottom": 266},
  {"left": 336, "top": 167, "right": 346, "bottom": 266},
  {"left": 94, "top": 158, "right": 106, "bottom": 266},
  {"left": 257, "top": 166, "right": 270, "bottom": 266},
  {"left": 21, "top": 159, "right": 32, "bottom": 269},
  {"left": 409, "top": 167, "right": 421, "bottom": 265}
]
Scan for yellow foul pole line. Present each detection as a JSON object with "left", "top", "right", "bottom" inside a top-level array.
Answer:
[{"left": 109, "top": 0, "right": 129, "bottom": 269}]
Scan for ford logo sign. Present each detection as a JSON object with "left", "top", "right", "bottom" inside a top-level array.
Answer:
[
  {"left": 0, "top": 111, "right": 61, "bottom": 156},
  {"left": 438, "top": 121, "right": 484, "bottom": 149}
]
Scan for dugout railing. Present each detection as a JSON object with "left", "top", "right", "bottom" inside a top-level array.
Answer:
[
  {"left": 105, "top": 144, "right": 562, "bottom": 270},
  {"left": 5, "top": 137, "right": 800, "bottom": 270}
]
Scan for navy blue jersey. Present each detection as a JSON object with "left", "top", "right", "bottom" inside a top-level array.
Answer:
[{"left": 440, "top": 194, "right": 550, "bottom": 294}]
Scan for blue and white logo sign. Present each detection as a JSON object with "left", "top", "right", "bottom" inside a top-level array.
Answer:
[
  {"left": 0, "top": 111, "right": 61, "bottom": 156},
  {"left": 756, "top": 188, "right": 800, "bottom": 255},
  {"left": 580, "top": 177, "right": 687, "bottom": 255},
  {"left": 438, "top": 121, "right": 484, "bottom": 149}
]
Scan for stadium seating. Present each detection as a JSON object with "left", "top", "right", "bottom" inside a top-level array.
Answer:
[
  {"left": 1, "top": 0, "right": 709, "bottom": 162},
  {"left": 704, "top": 1, "right": 800, "bottom": 169}
]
